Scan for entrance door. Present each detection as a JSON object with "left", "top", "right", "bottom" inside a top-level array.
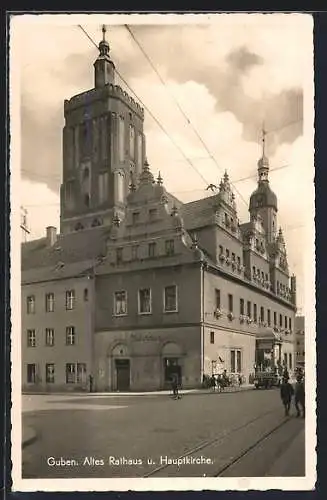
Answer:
[{"left": 115, "top": 359, "right": 130, "bottom": 391}]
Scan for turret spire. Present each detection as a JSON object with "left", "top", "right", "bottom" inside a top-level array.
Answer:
[
  {"left": 257, "top": 124, "right": 269, "bottom": 183},
  {"left": 94, "top": 24, "right": 115, "bottom": 88}
]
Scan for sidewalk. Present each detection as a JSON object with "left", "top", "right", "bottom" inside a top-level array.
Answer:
[{"left": 23, "top": 384, "right": 255, "bottom": 397}]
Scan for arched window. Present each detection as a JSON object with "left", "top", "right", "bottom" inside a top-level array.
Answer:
[{"left": 83, "top": 167, "right": 90, "bottom": 180}]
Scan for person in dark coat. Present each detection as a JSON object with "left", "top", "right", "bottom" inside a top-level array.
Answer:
[
  {"left": 280, "top": 376, "right": 294, "bottom": 416},
  {"left": 294, "top": 375, "right": 305, "bottom": 417},
  {"left": 171, "top": 373, "right": 179, "bottom": 399},
  {"left": 88, "top": 374, "right": 93, "bottom": 393}
]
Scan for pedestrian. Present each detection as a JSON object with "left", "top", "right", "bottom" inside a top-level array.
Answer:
[
  {"left": 294, "top": 374, "right": 305, "bottom": 418},
  {"left": 88, "top": 374, "right": 93, "bottom": 393},
  {"left": 171, "top": 374, "right": 179, "bottom": 399},
  {"left": 280, "top": 375, "right": 294, "bottom": 416},
  {"left": 210, "top": 374, "right": 216, "bottom": 392}
]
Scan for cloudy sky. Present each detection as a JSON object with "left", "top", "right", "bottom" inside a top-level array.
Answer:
[{"left": 12, "top": 13, "right": 314, "bottom": 310}]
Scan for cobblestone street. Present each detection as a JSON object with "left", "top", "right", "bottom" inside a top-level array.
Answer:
[{"left": 22, "top": 388, "right": 305, "bottom": 478}]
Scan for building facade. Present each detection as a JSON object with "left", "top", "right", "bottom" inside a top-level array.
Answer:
[
  {"left": 295, "top": 315, "right": 305, "bottom": 369},
  {"left": 21, "top": 29, "right": 297, "bottom": 392}
]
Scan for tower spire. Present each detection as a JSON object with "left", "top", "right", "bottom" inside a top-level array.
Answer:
[
  {"left": 261, "top": 122, "right": 267, "bottom": 158},
  {"left": 94, "top": 24, "right": 115, "bottom": 88},
  {"left": 257, "top": 123, "right": 269, "bottom": 183},
  {"left": 102, "top": 24, "right": 107, "bottom": 42}
]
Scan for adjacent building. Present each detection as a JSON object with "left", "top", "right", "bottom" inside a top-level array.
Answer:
[
  {"left": 295, "top": 315, "right": 305, "bottom": 370},
  {"left": 21, "top": 28, "right": 297, "bottom": 392}
]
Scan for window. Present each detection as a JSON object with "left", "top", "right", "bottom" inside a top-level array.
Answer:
[
  {"left": 274, "top": 311, "right": 277, "bottom": 326},
  {"left": 45, "top": 328, "right": 54, "bottom": 346},
  {"left": 84, "top": 193, "right": 90, "bottom": 207},
  {"left": 132, "top": 211, "right": 140, "bottom": 224},
  {"left": 230, "top": 350, "right": 241, "bottom": 373},
  {"left": 45, "top": 293, "right": 54, "bottom": 312},
  {"left": 66, "top": 363, "right": 86, "bottom": 383},
  {"left": 77, "top": 363, "right": 87, "bottom": 383},
  {"left": 129, "top": 124, "right": 135, "bottom": 159},
  {"left": 116, "top": 247, "right": 123, "bottom": 264},
  {"left": 210, "top": 331, "right": 215, "bottom": 344},
  {"left": 226, "top": 249, "right": 230, "bottom": 258},
  {"left": 289, "top": 318, "right": 292, "bottom": 331},
  {"left": 148, "top": 242, "right": 156, "bottom": 258},
  {"left": 164, "top": 285, "right": 178, "bottom": 312},
  {"left": 219, "top": 245, "right": 223, "bottom": 255},
  {"left": 66, "top": 290, "right": 75, "bottom": 310},
  {"left": 279, "top": 314, "right": 283, "bottom": 327},
  {"left": 240, "top": 298, "right": 244, "bottom": 315},
  {"left": 228, "top": 294, "right": 233, "bottom": 313},
  {"left": 289, "top": 353, "right": 292, "bottom": 370},
  {"left": 98, "top": 172, "right": 109, "bottom": 204},
  {"left": 149, "top": 208, "right": 157, "bottom": 221},
  {"left": 27, "top": 295, "right": 35, "bottom": 314},
  {"left": 114, "top": 291, "right": 127, "bottom": 316},
  {"left": 215, "top": 289, "right": 221, "bottom": 309},
  {"left": 237, "top": 256, "right": 241, "bottom": 267},
  {"left": 84, "top": 288, "right": 89, "bottom": 301},
  {"left": 165, "top": 239, "right": 175, "bottom": 256},
  {"left": 118, "top": 116, "right": 125, "bottom": 162},
  {"left": 66, "top": 326, "right": 75, "bottom": 345},
  {"left": 131, "top": 245, "right": 139, "bottom": 261},
  {"left": 117, "top": 171, "right": 125, "bottom": 203},
  {"left": 253, "top": 304, "right": 257, "bottom": 322},
  {"left": 260, "top": 307, "right": 264, "bottom": 322},
  {"left": 224, "top": 213, "right": 228, "bottom": 225},
  {"left": 65, "top": 180, "right": 75, "bottom": 210},
  {"left": 255, "top": 238, "right": 259, "bottom": 249},
  {"left": 232, "top": 252, "right": 236, "bottom": 262},
  {"left": 138, "top": 288, "right": 151, "bottom": 314},
  {"left": 247, "top": 301, "right": 251, "bottom": 318},
  {"left": 285, "top": 316, "right": 288, "bottom": 329},
  {"left": 252, "top": 266, "right": 256, "bottom": 278},
  {"left": 27, "top": 329, "right": 36, "bottom": 347},
  {"left": 46, "top": 364, "right": 55, "bottom": 384},
  {"left": 283, "top": 353, "right": 287, "bottom": 366},
  {"left": 27, "top": 364, "right": 37, "bottom": 383},
  {"left": 267, "top": 309, "right": 271, "bottom": 326},
  {"left": 66, "top": 363, "right": 76, "bottom": 383},
  {"left": 265, "top": 273, "right": 268, "bottom": 282}
]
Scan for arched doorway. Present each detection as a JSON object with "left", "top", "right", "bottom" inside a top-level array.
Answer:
[
  {"left": 111, "top": 344, "right": 130, "bottom": 391},
  {"left": 162, "top": 342, "right": 183, "bottom": 388}
]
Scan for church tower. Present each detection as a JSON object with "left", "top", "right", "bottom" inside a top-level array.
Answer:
[
  {"left": 60, "top": 26, "right": 146, "bottom": 234},
  {"left": 249, "top": 128, "right": 278, "bottom": 244}
]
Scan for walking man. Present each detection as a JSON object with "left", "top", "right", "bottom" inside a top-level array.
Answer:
[
  {"left": 294, "top": 374, "right": 305, "bottom": 418},
  {"left": 280, "top": 375, "right": 294, "bottom": 416}
]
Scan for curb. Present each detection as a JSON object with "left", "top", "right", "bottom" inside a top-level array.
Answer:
[{"left": 22, "top": 426, "right": 38, "bottom": 449}]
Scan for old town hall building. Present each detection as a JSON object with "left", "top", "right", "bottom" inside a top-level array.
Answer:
[{"left": 21, "top": 28, "right": 297, "bottom": 392}]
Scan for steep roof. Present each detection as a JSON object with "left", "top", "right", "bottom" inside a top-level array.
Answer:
[
  {"left": 180, "top": 196, "right": 216, "bottom": 231},
  {"left": 22, "top": 226, "right": 110, "bottom": 273}
]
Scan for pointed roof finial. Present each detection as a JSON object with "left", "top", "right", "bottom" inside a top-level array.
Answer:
[
  {"left": 102, "top": 24, "right": 107, "bottom": 41},
  {"left": 262, "top": 122, "right": 267, "bottom": 158},
  {"left": 157, "top": 171, "right": 163, "bottom": 186}
]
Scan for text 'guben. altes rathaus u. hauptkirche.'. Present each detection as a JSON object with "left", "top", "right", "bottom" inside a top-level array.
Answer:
[{"left": 21, "top": 27, "right": 297, "bottom": 392}]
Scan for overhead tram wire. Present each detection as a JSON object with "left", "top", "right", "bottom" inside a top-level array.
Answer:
[
  {"left": 77, "top": 24, "right": 210, "bottom": 187},
  {"left": 124, "top": 25, "right": 304, "bottom": 205}
]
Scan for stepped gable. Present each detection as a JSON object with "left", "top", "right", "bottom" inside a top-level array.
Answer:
[{"left": 21, "top": 225, "right": 109, "bottom": 272}]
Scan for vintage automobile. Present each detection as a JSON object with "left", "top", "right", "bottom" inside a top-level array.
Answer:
[{"left": 253, "top": 370, "right": 281, "bottom": 389}]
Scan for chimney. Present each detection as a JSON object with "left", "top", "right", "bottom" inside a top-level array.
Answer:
[{"left": 46, "top": 226, "right": 57, "bottom": 247}]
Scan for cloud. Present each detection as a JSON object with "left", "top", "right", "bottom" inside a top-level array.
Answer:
[{"left": 14, "top": 14, "right": 314, "bottom": 310}]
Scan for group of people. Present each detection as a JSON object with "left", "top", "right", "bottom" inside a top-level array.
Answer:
[{"left": 280, "top": 368, "right": 305, "bottom": 417}]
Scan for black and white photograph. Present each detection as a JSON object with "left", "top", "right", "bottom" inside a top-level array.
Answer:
[{"left": 10, "top": 12, "right": 315, "bottom": 491}]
